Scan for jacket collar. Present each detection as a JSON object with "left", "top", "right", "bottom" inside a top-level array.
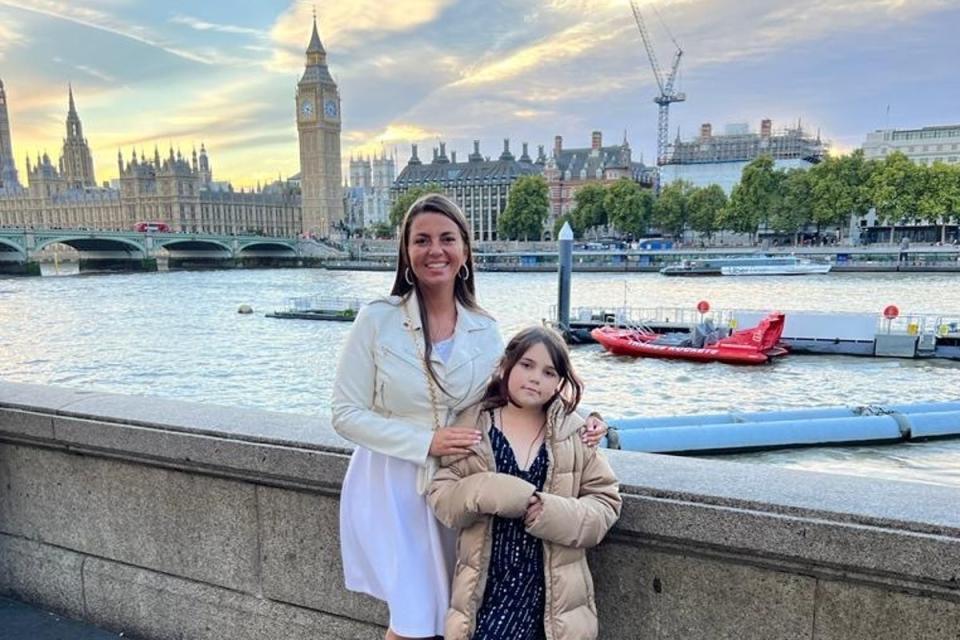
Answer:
[
  {"left": 397, "top": 290, "right": 495, "bottom": 369},
  {"left": 398, "top": 290, "right": 494, "bottom": 334},
  {"left": 480, "top": 397, "right": 584, "bottom": 442}
]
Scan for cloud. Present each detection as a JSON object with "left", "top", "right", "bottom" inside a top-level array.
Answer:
[
  {"left": 659, "top": 0, "right": 953, "bottom": 69},
  {"left": 51, "top": 56, "right": 115, "bottom": 83},
  {"left": 0, "top": 0, "right": 254, "bottom": 65},
  {"left": 0, "top": 15, "right": 28, "bottom": 59},
  {"left": 452, "top": 19, "right": 631, "bottom": 88},
  {"left": 169, "top": 14, "right": 266, "bottom": 38},
  {"left": 344, "top": 123, "right": 441, "bottom": 146},
  {"left": 265, "top": 0, "right": 456, "bottom": 73}
]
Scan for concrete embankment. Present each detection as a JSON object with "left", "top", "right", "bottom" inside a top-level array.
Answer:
[{"left": 1, "top": 381, "right": 959, "bottom": 639}]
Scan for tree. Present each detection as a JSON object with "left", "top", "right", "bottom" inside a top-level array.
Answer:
[
  {"left": 604, "top": 178, "right": 653, "bottom": 239},
  {"left": 722, "top": 155, "right": 781, "bottom": 240},
  {"left": 686, "top": 184, "right": 727, "bottom": 241},
  {"left": 497, "top": 175, "right": 549, "bottom": 240},
  {"left": 867, "top": 152, "right": 924, "bottom": 243},
  {"left": 769, "top": 169, "right": 813, "bottom": 244},
  {"left": 917, "top": 161, "right": 960, "bottom": 243},
  {"left": 369, "top": 222, "right": 394, "bottom": 239},
  {"left": 389, "top": 184, "right": 442, "bottom": 229},
  {"left": 652, "top": 180, "right": 694, "bottom": 240},
  {"left": 809, "top": 150, "right": 874, "bottom": 240},
  {"left": 570, "top": 184, "right": 608, "bottom": 236}
]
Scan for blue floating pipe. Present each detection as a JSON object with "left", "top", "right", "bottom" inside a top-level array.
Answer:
[
  {"left": 615, "top": 415, "right": 904, "bottom": 454},
  {"left": 906, "top": 411, "right": 960, "bottom": 439},
  {"left": 613, "top": 407, "right": 854, "bottom": 431},
  {"left": 612, "top": 401, "right": 960, "bottom": 432},
  {"left": 605, "top": 401, "right": 960, "bottom": 453},
  {"left": 885, "top": 402, "right": 960, "bottom": 414}
]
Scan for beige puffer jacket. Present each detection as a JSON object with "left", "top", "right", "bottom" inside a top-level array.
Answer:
[{"left": 427, "top": 400, "right": 622, "bottom": 640}]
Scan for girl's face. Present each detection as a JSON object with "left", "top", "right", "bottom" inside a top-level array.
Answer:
[
  {"left": 406, "top": 212, "right": 466, "bottom": 290},
  {"left": 506, "top": 342, "right": 560, "bottom": 410}
]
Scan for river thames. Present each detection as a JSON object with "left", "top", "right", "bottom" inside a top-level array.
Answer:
[{"left": 2, "top": 266, "right": 960, "bottom": 487}]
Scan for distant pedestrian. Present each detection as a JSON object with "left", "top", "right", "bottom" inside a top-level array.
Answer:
[
  {"left": 429, "top": 326, "right": 621, "bottom": 640},
  {"left": 899, "top": 236, "right": 910, "bottom": 263}
]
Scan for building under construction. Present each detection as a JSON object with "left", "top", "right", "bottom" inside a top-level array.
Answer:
[{"left": 660, "top": 119, "right": 827, "bottom": 194}]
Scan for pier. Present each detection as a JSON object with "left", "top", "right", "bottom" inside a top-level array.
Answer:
[{"left": 553, "top": 303, "right": 960, "bottom": 359}]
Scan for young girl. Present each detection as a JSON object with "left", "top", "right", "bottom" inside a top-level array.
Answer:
[{"left": 428, "top": 326, "right": 622, "bottom": 640}]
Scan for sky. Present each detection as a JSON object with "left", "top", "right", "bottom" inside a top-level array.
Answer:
[{"left": 0, "top": 0, "right": 957, "bottom": 188}]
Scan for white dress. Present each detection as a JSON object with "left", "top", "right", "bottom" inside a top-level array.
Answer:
[
  {"left": 332, "top": 297, "right": 503, "bottom": 637},
  {"left": 340, "top": 338, "right": 457, "bottom": 636}
]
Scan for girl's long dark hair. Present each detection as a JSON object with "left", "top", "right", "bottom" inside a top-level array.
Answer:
[
  {"left": 390, "top": 193, "right": 481, "bottom": 395},
  {"left": 484, "top": 326, "right": 583, "bottom": 415}
]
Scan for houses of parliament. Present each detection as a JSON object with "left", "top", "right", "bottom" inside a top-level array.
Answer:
[{"left": 0, "top": 18, "right": 343, "bottom": 238}]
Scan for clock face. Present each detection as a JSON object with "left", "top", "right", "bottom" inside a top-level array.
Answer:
[
  {"left": 300, "top": 100, "right": 314, "bottom": 117},
  {"left": 324, "top": 99, "right": 338, "bottom": 118}
]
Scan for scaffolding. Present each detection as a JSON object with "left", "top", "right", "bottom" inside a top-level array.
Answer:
[{"left": 665, "top": 120, "right": 826, "bottom": 165}]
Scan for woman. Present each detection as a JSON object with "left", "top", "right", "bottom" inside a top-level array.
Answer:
[{"left": 332, "top": 193, "right": 605, "bottom": 640}]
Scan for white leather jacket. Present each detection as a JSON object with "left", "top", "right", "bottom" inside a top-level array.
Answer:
[{"left": 331, "top": 292, "right": 504, "bottom": 493}]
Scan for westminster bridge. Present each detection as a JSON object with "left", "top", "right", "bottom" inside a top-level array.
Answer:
[{"left": 0, "top": 227, "right": 308, "bottom": 275}]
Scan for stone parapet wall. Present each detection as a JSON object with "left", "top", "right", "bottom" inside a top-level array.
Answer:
[{"left": 1, "top": 381, "right": 958, "bottom": 639}]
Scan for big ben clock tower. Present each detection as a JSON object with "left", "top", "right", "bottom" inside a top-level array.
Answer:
[{"left": 297, "top": 16, "right": 342, "bottom": 237}]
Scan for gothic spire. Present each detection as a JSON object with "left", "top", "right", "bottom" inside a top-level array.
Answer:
[
  {"left": 307, "top": 12, "right": 326, "bottom": 55},
  {"left": 68, "top": 83, "right": 77, "bottom": 115}
]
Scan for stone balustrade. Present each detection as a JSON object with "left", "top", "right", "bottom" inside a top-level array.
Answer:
[{"left": 1, "top": 380, "right": 958, "bottom": 639}]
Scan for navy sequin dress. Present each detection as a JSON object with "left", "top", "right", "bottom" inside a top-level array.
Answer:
[{"left": 472, "top": 416, "right": 548, "bottom": 640}]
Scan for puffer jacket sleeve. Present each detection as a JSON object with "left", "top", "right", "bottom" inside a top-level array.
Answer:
[
  {"left": 428, "top": 453, "right": 538, "bottom": 529},
  {"left": 525, "top": 444, "right": 622, "bottom": 548},
  {"left": 331, "top": 304, "right": 435, "bottom": 465}
]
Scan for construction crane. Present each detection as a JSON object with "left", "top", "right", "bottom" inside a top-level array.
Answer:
[{"left": 629, "top": 0, "right": 685, "bottom": 167}]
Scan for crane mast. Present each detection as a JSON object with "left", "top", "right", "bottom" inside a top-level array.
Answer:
[{"left": 629, "top": 0, "right": 685, "bottom": 167}]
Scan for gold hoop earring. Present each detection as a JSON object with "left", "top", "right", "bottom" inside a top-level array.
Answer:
[
  {"left": 404, "top": 267, "right": 414, "bottom": 285},
  {"left": 459, "top": 264, "right": 470, "bottom": 280}
]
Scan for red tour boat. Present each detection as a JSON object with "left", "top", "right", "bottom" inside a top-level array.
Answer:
[{"left": 592, "top": 312, "right": 788, "bottom": 365}]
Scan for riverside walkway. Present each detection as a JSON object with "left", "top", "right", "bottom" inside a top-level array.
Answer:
[{"left": 1, "top": 596, "right": 124, "bottom": 639}]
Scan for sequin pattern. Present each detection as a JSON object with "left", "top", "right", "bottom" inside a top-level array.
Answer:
[{"left": 472, "top": 416, "right": 548, "bottom": 640}]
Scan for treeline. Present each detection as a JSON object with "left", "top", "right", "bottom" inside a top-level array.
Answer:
[{"left": 496, "top": 151, "right": 960, "bottom": 242}]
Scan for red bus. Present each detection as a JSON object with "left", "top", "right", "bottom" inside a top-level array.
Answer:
[{"left": 133, "top": 221, "right": 170, "bottom": 233}]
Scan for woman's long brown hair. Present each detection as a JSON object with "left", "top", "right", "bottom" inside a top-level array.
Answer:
[{"left": 390, "top": 193, "right": 481, "bottom": 395}]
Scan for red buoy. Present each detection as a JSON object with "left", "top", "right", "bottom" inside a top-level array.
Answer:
[
  {"left": 697, "top": 300, "right": 711, "bottom": 314},
  {"left": 883, "top": 305, "right": 900, "bottom": 320}
]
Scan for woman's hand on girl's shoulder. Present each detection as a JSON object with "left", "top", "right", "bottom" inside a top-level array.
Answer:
[
  {"left": 581, "top": 413, "right": 608, "bottom": 449},
  {"left": 429, "top": 427, "right": 482, "bottom": 457}
]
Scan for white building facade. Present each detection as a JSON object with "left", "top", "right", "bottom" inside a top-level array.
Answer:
[{"left": 862, "top": 125, "right": 960, "bottom": 166}]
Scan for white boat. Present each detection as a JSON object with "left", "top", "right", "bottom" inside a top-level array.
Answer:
[
  {"left": 720, "top": 256, "right": 831, "bottom": 276},
  {"left": 660, "top": 255, "right": 831, "bottom": 276}
]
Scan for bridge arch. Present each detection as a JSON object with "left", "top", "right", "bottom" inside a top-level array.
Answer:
[
  {"left": 34, "top": 236, "right": 147, "bottom": 255},
  {"left": 236, "top": 241, "right": 298, "bottom": 256},
  {"left": 155, "top": 238, "right": 233, "bottom": 253},
  {"left": 0, "top": 237, "right": 26, "bottom": 258}
]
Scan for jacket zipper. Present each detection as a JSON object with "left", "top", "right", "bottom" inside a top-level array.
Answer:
[{"left": 542, "top": 410, "right": 558, "bottom": 640}]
